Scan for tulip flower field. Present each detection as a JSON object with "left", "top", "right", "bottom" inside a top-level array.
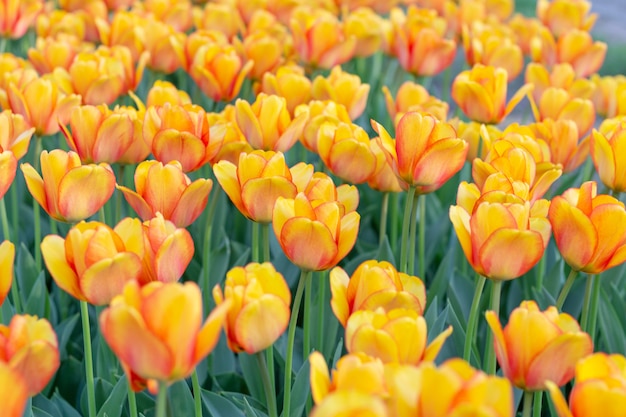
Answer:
[{"left": 2, "top": 0, "right": 626, "bottom": 416}]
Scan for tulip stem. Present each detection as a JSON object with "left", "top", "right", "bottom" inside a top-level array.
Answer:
[
  {"left": 202, "top": 186, "right": 220, "bottom": 314},
  {"left": 523, "top": 391, "right": 533, "bottom": 417},
  {"left": 191, "top": 369, "right": 202, "bottom": 417},
  {"left": 533, "top": 391, "right": 543, "bottom": 417},
  {"left": 581, "top": 274, "right": 600, "bottom": 339},
  {"left": 252, "top": 221, "right": 260, "bottom": 263},
  {"left": 1, "top": 197, "right": 21, "bottom": 314},
  {"left": 33, "top": 137, "right": 42, "bottom": 271},
  {"left": 407, "top": 191, "right": 420, "bottom": 276},
  {"left": 486, "top": 280, "right": 502, "bottom": 375},
  {"left": 261, "top": 223, "right": 270, "bottom": 263},
  {"left": 379, "top": 192, "right": 389, "bottom": 248},
  {"left": 316, "top": 270, "right": 327, "bottom": 354},
  {"left": 80, "top": 301, "right": 97, "bottom": 417},
  {"left": 256, "top": 351, "right": 278, "bottom": 417},
  {"left": 282, "top": 270, "right": 310, "bottom": 417},
  {"left": 390, "top": 192, "right": 399, "bottom": 255},
  {"left": 556, "top": 268, "right": 578, "bottom": 310},
  {"left": 303, "top": 274, "right": 313, "bottom": 359},
  {"left": 418, "top": 193, "right": 426, "bottom": 279},
  {"left": 399, "top": 186, "right": 416, "bottom": 273},
  {"left": 463, "top": 274, "right": 486, "bottom": 365},
  {"left": 156, "top": 381, "right": 168, "bottom": 417},
  {"left": 128, "top": 384, "right": 138, "bottom": 417}
]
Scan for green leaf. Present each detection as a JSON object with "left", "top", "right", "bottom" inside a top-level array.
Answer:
[
  {"left": 282, "top": 358, "right": 310, "bottom": 417},
  {"left": 32, "top": 408, "right": 55, "bottom": 417},
  {"left": 23, "top": 271, "right": 48, "bottom": 318},
  {"left": 598, "top": 287, "right": 626, "bottom": 353},
  {"left": 17, "top": 242, "right": 39, "bottom": 302},
  {"left": 242, "top": 397, "right": 265, "bottom": 417},
  {"left": 32, "top": 394, "right": 63, "bottom": 417},
  {"left": 375, "top": 235, "right": 395, "bottom": 264},
  {"left": 201, "top": 390, "right": 245, "bottom": 417},
  {"left": 96, "top": 376, "right": 128, "bottom": 417},
  {"left": 167, "top": 380, "right": 195, "bottom": 417},
  {"left": 239, "top": 353, "right": 265, "bottom": 404},
  {"left": 55, "top": 313, "right": 80, "bottom": 361},
  {"left": 51, "top": 392, "right": 82, "bottom": 417}
]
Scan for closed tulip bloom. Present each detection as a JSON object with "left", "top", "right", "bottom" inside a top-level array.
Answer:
[
  {"left": 0, "top": 241, "right": 14, "bottom": 307},
  {"left": 302, "top": 172, "right": 360, "bottom": 214},
  {"left": 273, "top": 192, "right": 360, "bottom": 271},
  {"left": 141, "top": 19, "right": 187, "bottom": 74},
  {"left": 0, "top": 0, "right": 43, "bottom": 38},
  {"left": 452, "top": 64, "right": 532, "bottom": 124},
  {"left": 214, "top": 150, "right": 312, "bottom": 223},
  {"left": 345, "top": 307, "right": 452, "bottom": 365},
  {"left": 118, "top": 160, "right": 212, "bottom": 228},
  {"left": 27, "top": 34, "right": 93, "bottom": 74},
  {"left": 486, "top": 300, "right": 593, "bottom": 391},
  {"left": 372, "top": 112, "right": 468, "bottom": 194},
  {"left": 143, "top": 103, "right": 222, "bottom": 172},
  {"left": 0, "top": 147, "right": 17, "bottom": 201},
  {"left": 591, "top": 121, "right": 626, "bottom": 193},
  {"left": 525, "top": 62, "right": 594, "bottom": 105},
  {"left": 0, "top": 314, "right": 60, "bottom": 396},
  {"left": 548, "top": 353, "right": 626, "bottom": 417},
  {"left": 146, "top": 80, "right": 191, "bottom": 108},
  {"left": 463, "top": 21, "right": 524, "bottom": 80},
  {"left": 549, "top": 181, "right": 626, "bottom": 273},
  {"left": 260, "top": 65, "right": 313, "bottom": 115},
  {"left": 100, "top": 280, "right": 231, "bottom": 389},
  {"left": 528, "top": 119, "right": 587, "bottom": 173},
  {"left": 239, "top": 30, "right": 284, "bottom": 81},
  {"left": 213, "top": 262, "right": 290, "bottom": 354},
  {"left": 367, "top": 138, "right": 404, "bottom": 193},
  {"left": 449, "top": 192, "right": 551, "bottom": 280},
  {"left": 533, "top": 87, "right": 595, "bottom": 138},
  {"left": 235, "top": 94, "right": 308, "bottom": 153},
  {"left": 206, "top": 106, "right": 253, "bottom": 165},
  {"left": 41, "top": 218, "right": 144, "bottom": 305},
  {"left": 382, "top": 82, "right": 449, "bottom": 126},
  {"left": 21, "top": 150, "right": 116, "bottom": 223},
  {"left": 386, "top": 358, "right": 514, "bottom": 417},
  {"left": 138, "top": 213, "right": 194, "bottom": 285},
  {"left": 296, "top": 100, "right": 352, "bottom": 153},
  {"left": 310, "top": 391, "right": 388, "bottom": 417},
  {"left": 537, "top": 0, "right": 596, "bottom": 37},
  {"left": 0, "top": 362, "right": 28, "bottom": 417},
  {"left": 311, "top": 66, "right": 370, "bottom": 121},
  {"left": 330, "top": 260, "right": 426, "bottom": 327},
  {"left": 193, "top": 2, "right": 245, "bottom": 40},
  {"left": 343, "top": 7, "right": 385, "bottom": 58}
]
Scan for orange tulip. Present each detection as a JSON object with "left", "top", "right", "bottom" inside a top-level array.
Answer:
[
  {"left": 486, "top": 300, "right": 593, "bottom": 391},
  {"left": 141, "top": 19, "right": 187, "bottom": 74},
  {"left": 206, "top": 105, "right": 253, "bottom": 165},
  {"left": 345, "top": 307, "right": 452, "bottom": 365},
  {"left": 272, "top": 192, "right": 360, "bottom": 271},
  {"left": 99, "top": 280, "right": 231, "bottom": 390},
  {"left": 214, "top": 150, "right": 312, "bottom": 223},
  {"left": 36, "top": 9, "right": 86, "bottom": 41},
  {"left": 21, "top": 150, "right": 116, "bottom": 223},
  {"left": 310, "top": 391, "right": 387, "bottom": 417},
  {"left": 138, "top": 213, "right": 194, "bottom": 285},
  {"left": 27, "top": 34, "right": 93, "bottom": 74},
  {"left": 301, "top": 172, "right": 360, "bottom": 214},
  {"left": 238, "top": 30, "right": 284, "bottom": 81},
  {"left": 449, "top": 191, "right": 551, "bottom": 280},
  {"left": 0, "top": 0, "right": 43, "bottom": 38},
  {"left": 367, "top": 138, "right": 404, "bottom": 193},
  {"left": 56, "top": 0, "right": 106, "bottom": 43},
  {"left": 143, "top": 103, "right": 222, "bottom": 172},
  {"left": 7, "top": 76, "right": 81, "bottom": 136},
  {"left": 295, "top": 100, "right": 352, "bottom": 153},
  {"left": 95, "top": 11, "right": 145, "bottom": 62},
  {"left": 548, "top": 181, "right": 626, "bottom": 273},
  {"left": 0, "top": 147, "right": 17, "bottom": 201},
  {"left": 259, "top": 64, "right": 313, "bottom": 116},
  {"left": 213, "top": 262, "right": 290, "bottom": 354},
  {"left": 372, "top": 112, "right": 468, "bottom": 194},
  {"left": 531, "top": 87, "right": 595, "bottom": 138},
  {"left": 118, "top": 160, "right": 212, "bottom": 228},
  {"left": 382, "top": 81, "right": 449, "bottom": 126},
  {"left": 146, "top": 80, "right": 191, "bottom": 108},
  {"left": 536, "top": 0, "right": 596, "bottom": 37},
  {"left": 525, "top": 62, "right": 594, "bottom": 105},
  {"left": 311, "top": 66, "right": 370, "bottom": 121},
  {"left": 547, "top": 353, "right": 626, "bottom": 417},
  {"left": 0, "top": 241, "right": 14, "bottom": 307},
  {"left": 330, "top": 260, "right": 426, "bottom": 327},
  {"left": 528, "top": 118, "right": 587, "bottom": 173},
  {"left": 41, "top": 218, "right": 143, "bottom": 305},
  {"left": 591, "top": 121, "right": 626, "bottom": 193},
  {"left": 452, "top": 120, "right": 501, "bottom": 161},
  {"left": 451, "top": 64, "right": 532, "bottom": 124},
  {"left": 133, "top": 0, "right": 192, "bottom": 32},
  {"left": 0, "top": 314, "right": 60, "bottom": 396},
  {"left": 193, "top": 2, "right": 245, "bottom": 40},
  {"left": 0, "top": 362, "right": 28, "bottom": 417}
]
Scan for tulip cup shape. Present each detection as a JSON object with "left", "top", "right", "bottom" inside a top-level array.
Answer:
[
  {"left": 0, "top": 240, "right": 15, "bottom": 307},
  {"left": 21, "top": 149, "right": 116, "bottom": 223},
  {"left": 213, "top": 262, "right": 291, "bottom": 354},
  {"left": 100, "top": 280, "right": 231, "bottom": 390},
  {"left": 591, "top": 122, "right": 626, "bottom": 193},
  {"left": 486, "top": 300, "right": 593, "bottom": 391},
  {"left": 547, "top": 353, "right": 626, "bottom": 417}
]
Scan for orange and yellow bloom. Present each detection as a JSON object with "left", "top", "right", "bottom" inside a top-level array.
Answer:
[
  {"left": 591, "top": 120, "right": 626, "bottom": 193},
  {"left": 0, "top": 241, "right": 14, "bottom": 307},
  {"left": 0, "top": 362, "right": 28, "bottom": 417}
]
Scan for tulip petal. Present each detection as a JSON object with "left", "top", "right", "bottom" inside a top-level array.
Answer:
[
  {"left": 549, "top": 196, "right": 597, "bottom": 270},
  {"left": 349, "top": 325, "right": 398, "bottom": 363},
  {"left": 279, "top": 217, "right": 337, "bottom": 271},
  {"left": 20, "top": 163, "right": 47, "bottom": 213},
  {"left": 586, "top": 203, "right": 626, "bottom": 272},
  {"left": 546, "top": 381, "right": 574, "bottom": 417},
  {"left": 194, "top": 299, "right": 232, "bottom": 363},
  {"left": 485, "top": 310, "right": 512, "bottom": 380},
  {"left": 309, "top": 351, "right": 331, "bottom": 404},
  {"left": 169, "top": 179, "right": 212, "bottom": 228},
  {"left": 152, "top": 130, "right": 205, "bottom": 172},
  {"left": 234, "top": 295, "right": 290, "bottom": 354},
  {"left": 335, "top": 211, "right": 360, "bottom": 268},
  {"left": 40, "top": 235, "right": 85, "bottom": 301},
  {"left": 423, "top": 325, "right": 453, "bottom": 362},
  {"left": 9, "top": 340, "right": 59, "bottom": 395},
  {"left": 80, "top": 253, "right": 142, "bottom": 305},
  {"left": 412, "top": 139, "right": 467, "bottom": 188},
  {"left": 0, "top": 241, "right": 14, "bottom": 306},
  {"left": 0, "top": 363, "right": 28, "bottom": 417},
  {"left": 154, "top": 230, "right": 194, "bottom": 283},
  {"left": 479, "top": 228, "right": 545, "bottom": 280},
  {"left": 570, "top": 380, "right": 626, "bottom": 417},
  {"left": 396, "top": 113, "right": 435, "bottom": 180},
  {"left": 241, "top": 177, "right": 297, "bottom": 223},
  {"left": 117, "top": 185, "right": 155, "bottom": 221},
  {"left": 213, "top": 160, "right": 246, "bottom": 216},
  {"left": 58, "top": 165, "right": 116, "bottom": 222},
  {"left": 329, "top": 267, "right": 350, "bottom": 326}
]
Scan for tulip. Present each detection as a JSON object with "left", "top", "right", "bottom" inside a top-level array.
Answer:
[
  {"left": 311, "top": 66, "right": 370, "bottom": 121},
  {"left": 536, "top": 0, "right": 596, "bottom": 37},
  {"left": 345, "top": 307, "right": 452, "bottom": 365},
  {"left": 548, "top": 181, "right": 626, "bottom": 273},
  {"left": 382, "top": 82, "right": 448, "bottom": 126},
  {"left": 138, "top": 213, "right": 194, "bottom": 285},
  {"left": 57, "top": 0, "right": 106, "bottom": 43},
  {"left": 525, "top": 62, "right": 594, "bottom": 105},
  {"left": 99, "top": 280, "right": 231, "bottom": 389},
  {"left": 343, "top": 7, "right": 385, "bottom": 58},
  {"left": 21, "top": 150, "right": 116, "bottom": 223},
  {"left": 310, "top": 391, "right": 388, "bottom": 417},
  {"left": 372, "top": 112, "right": 468, "bottom": 194},
  {"left": 239, "top": 30, "right": 284, "bottom": 81},
  {"left": 449, "top": 191, "right": 551, "bottom": 280},
  {"left": 36, "top": 9, "right": 86, "bottom": 41},
  {"left": 0, "top": 147, "right": 17, "bottom": 202},
  {"left": 95, "top": 11, "right": 145, "bottom": 62},
  {"left": 547, "top": 353, "right": 626, "bottom": 417},
  {"left": 301, "top": 172, "right": 360, "bottom": 213},
  {"left": 532, "top": 87, "right": 595, "bottom": 138},
  {"left": 528, "top": 118, "right": 587, "bottom": 173},
  {"left": 0, "top": 314, "right": 60, "bottom": 396},
  {"left": 0, "top": 241, "right": 14, "bottom": 307},
  {"left": 330, "top": 260, "right": 426, "bottom": 327},
  {"left": 206, "top": 106, "right": 253, "bottom": 165},
  {"left": 193, "top": 2, "right": 245, "bottom": 40},
  {"left": 453, "top": 120, "right": 501, "bottom": 162},
  {"left": 259, "top": 65, "right": 313, "bottom": 115},
  {"left": 235, "top": 94, "right": 308, "bottom": 153},
  {"left": 591, "top": 121, "right": 626, "bottom": 193},
  {"left": 214, "top": 151, "right": 312, "bottom": 223},
  {"left": 589, "top": 75, "right": 626, "bottom": 118},
  {"left": 295, "top": 100, "right": 352, "bottom": 153},
  {"left": 134, "top": 0, "right": 192, "bottom": 32},
  {"left": 117, "top": 160, "right": 212, "bottom": 228},
  {"left": 486, "top": 300, "right": 593, "bottom": 391},
  {"left": 0, "top": 362, "right": 28, "bottom": 417},
  {"left": 27, "top": 34, "right": 92, "bottom": 74},
  {"left": 213, "top": 262, "right": 290, "bottom": 354},
  {"left": 141, "top": 19, "right": 187, "bottom": 74},
  {"left": 273, "top": 192, "right": 360, "bottom": 271},
  {"left": 146, "top": 80, "right": 192, "bottom": 108},
  {"left": 451, "top": 64, "right": 532, "bottom": 125},
  {"left": 143, "top": 103, "right": 222, "bottom": 172},
  {"left": 0, "top": 0, "right": 43, "bottom": 38}
]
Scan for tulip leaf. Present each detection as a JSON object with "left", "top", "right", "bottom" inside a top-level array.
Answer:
[
  {"left": 447, "top": 299, "right": 481, "bottom": 366},
  {"left": 210, "top": 337, "right": 237, "bottom": 375},
  {"left": 94, "top": 333, "right": 120, "bottom": 384},
  {"left": 96, "top": 376, "right": 128, "bottom": 417},
  {"left": 331, "top": 338, "right": 344, "bottom": 368},
  {"left": 239, "top": 353, "right": 265, "bottom": 405},
  {"left": 167, "top": 380, "right": 195, "bottom": 417},
  {"left": 51, "top": 392, "right": 82, "bottom": 417},
  {"left": 243, "top": 397, "right": 265, "bottom": 417},
  {"left": 31, "top": 408, "right": 55, "bottom": 417},
  {"left": 55, "top": 313, "right": 80, "bottom": 361},
  {"left": 427, "top": 244, "right": 457, "bottom": 304},
  {"left": 598, "top": 287, "right": 626, "bottom": 353},
  {"left": 281, "top": 358, "right": 310, "bottom": 417},
  {"left": 201, "top": 390, "right": 246, "bottom": 417},
  {"left": 375, "top": 235, "right": 396, "bottom": 264},
  {"left": 33, "top": 394, "right": 64, "bottom": 417},
  {"left": 17, "top": 242, "right": 39, "bottom": 302},
  {"left": 24, "top": 271, "right": 51, "bottom": 319},
  {"left": 530, "top": 287, "right": 557, "bottom": 310}
]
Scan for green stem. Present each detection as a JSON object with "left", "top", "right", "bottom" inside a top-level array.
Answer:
[
  {"left": 256, "top": 352, "right": 278, "bottom": 417},
  {"left": 10, "top": 183, "right": 17, "bottom": 246},
  {"left": 98, "top": 207, "right": 106, "bottom": 224},
  {"left": 399, "top": 186, "right": 416, "bottom": 273},
  {"left": 580, "top": 274, "right": 593, "bottom": 331},
  {"left": 115, "top": 165, "right": 125, "bottom": 224},
  {"left": 556, "top": 268, "right": 578, "bottom": 310},
  {"left": 1, "top": 197, "right": 21, "bottom": 313},
  {"left": 486, "top": 280, "right": 502, "bottom": 375},
  {"left": 522, "top": 391, "right": 534, "bottom": 417},
  {"left": 282, "top": 270, "right": 311, "bottom": 417},
  {"left": 191, "top": 369, "right": 202, "bottom": 417},
  {"left": 417, "top": 193, "right": 426, "bottom": 279},
  {"left": 463, "top": 274, "right": 486, "bottom": 365},
  {"left": 80, "top": 301, "right": 97, "bottom": 417},
  {"left": 128, "top": 385, "right": 138, "bottom": 417},
  {"left": 261, "top": 223, "right": 270, "bottom": 263},
  {"left": 535, "top": 251, "right": 545, "bottom": 291},
  {"left": 155, "top": 381, "right": 168, "bottom": 417},
  {"left": 390, "top": 192, "right": 399, "bottom": 255},
  {"left": 533, "top": 391, "right": 543, "bottom": 417},
  {"left": 0, "top": 37, "right": 7, "bottom": 54},
  {"left": 407, "top": 191, "right": 420, "bottom": 276},
  {"left": 33, "top": 199, "right": 41, "bottom": 270},
  {"left": 378, "top": 192, "right": 389, "bottom": 248},
  {"left": 202, "top": 186, "right": 220, "bottom": 314},
  {"left": 316, "top": 270, "right": 327, "bottom": 353},
  {"left": 303, "top": 274, "right": 313, "bottom": 358},
  {"left": 265, "top": 346, "right": 275, "bottom": 407},
  {"left": 583, "top": 275, "right": 601, "bottom": 340},
  {"left": 251, "top": 221, "right": 260, "bottom": 263}
]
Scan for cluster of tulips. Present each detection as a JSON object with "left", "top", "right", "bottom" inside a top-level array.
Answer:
[{"left": 1, "top": 0, "right": 626, "bottom": 416}]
